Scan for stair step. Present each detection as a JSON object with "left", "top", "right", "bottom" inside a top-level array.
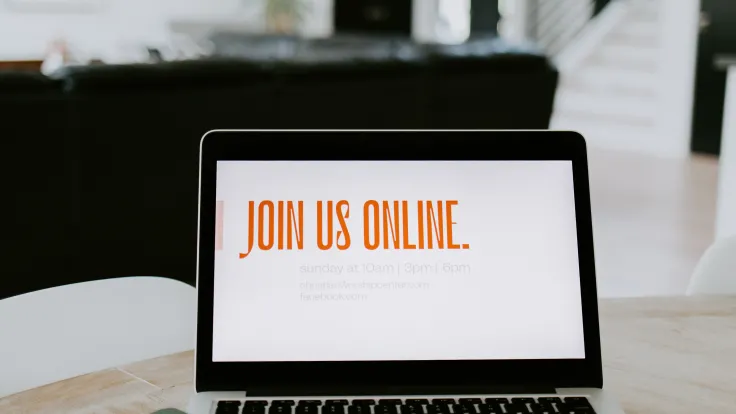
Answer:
[
  {"left": 554, "top": 89, "right": 659, "bottom": 121},
  {"left": 550, "top": 113, "right": 663, "bottom": 155},
  {"left": 608, "top": 32, "right": 659, "bottom": 47},
  {"left": 561, "top": 65, "right": 660, "bottom": 95},
  {"left": 628, "top": 8, "right": 660, "bottom": 24},
  {"left": 591, "top": 43, "right": 660, "bottom": 71},
  {"left": 628, "top": 6, "right": 660, "bottom": 23},
  {"left": 552, "top": 110, "right": 656, "bottom": 130},
  {"left": 563, "top": 128, "right": 665, "bottom": 156},
  {"left": 600, "top": 43, "right": 660, "bottom": 61},
  {"left": 552, "top": 110, "right": 657, "bottom": 131},
  {"left": 607, "top": 19, "right": 659, "bottom": 47},
  {"left": 616, "top": 19, "right": 659, "bottom": 38},
  {"left": 553, "top": 116, "right": 656, "bottom": 134},
  {"left": 634, "top": 0, "right": 662, "bottom": 13},
  {"left": 559, "top": 78, "right": 658, "bottom": 100}
]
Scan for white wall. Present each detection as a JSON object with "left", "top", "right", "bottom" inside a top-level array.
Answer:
[
  {"left": 0, "top": 0, "right": 451, "bottom": 61},
  {"left": 498, "top": 0, "right": 530, "bottom": 43},
  {"left": 656, "top": 0, "right": 701, "bottom": 158},
  {"left": 299, "top": 0, "right": 333, "bottom": 37},
  {"left": 716, "top": 66, "right": 736, "bottom": 240},
  {"left": 0, "top": 0, "right": 247, "bottom": 60}
]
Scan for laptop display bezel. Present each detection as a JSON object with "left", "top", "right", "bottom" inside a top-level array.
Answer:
[{"left": 195, "top": 130, "right": 603, "bottom": 393}]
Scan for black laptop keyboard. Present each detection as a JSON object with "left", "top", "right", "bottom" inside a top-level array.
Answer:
[{"left": 215, "top": 397, "right": 595, "bottom": 414}]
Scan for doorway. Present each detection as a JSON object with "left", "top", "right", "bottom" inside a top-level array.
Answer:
[
  {"left": 333, "top": 0, "right": 413, "bottom": 36},
  {"left": 690, "top": 0, "right": 736, "bottom": 155}
]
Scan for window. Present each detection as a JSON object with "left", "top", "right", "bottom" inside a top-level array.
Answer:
[{"left": 434, "top": 0, "right": 470, "bottom": 44}]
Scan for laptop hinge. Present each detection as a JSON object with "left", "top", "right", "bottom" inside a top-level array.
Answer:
[{"left": 244, "top": 385, "right": 557, "bottom": 397}]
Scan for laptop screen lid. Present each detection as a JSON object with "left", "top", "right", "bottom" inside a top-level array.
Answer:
[{"left": 195, "top": 130, "right": 602, "bottom": 394}]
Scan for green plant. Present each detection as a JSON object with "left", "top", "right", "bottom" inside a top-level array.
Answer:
[{"left": 265, "top": 0, "right": 310, "bottom": 24}]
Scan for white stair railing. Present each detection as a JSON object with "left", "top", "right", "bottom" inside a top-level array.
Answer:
[
  {"left": 499, "top": 0, "right": 616, "bottom": 57},
  {"left": 528, "top": 0, "right": 594, "bottom": 56}
]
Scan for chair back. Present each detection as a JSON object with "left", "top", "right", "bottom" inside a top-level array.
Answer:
[
  {"left": 687, "top": 235, "right": 736, "bottom": 295},
  {"left": 0, "top": 277, "right": 196, "bottom": 398}
]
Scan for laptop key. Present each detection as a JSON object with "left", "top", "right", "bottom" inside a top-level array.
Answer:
[
  {"left": 458, "top": 399, "right": 482, "bottom": 405},
  {"left": 511, "top": 398, "right": 534, "bottom": 405},
  {"left": 352, "top": 400, "right": 376, "bottom": 405},
  {"left": 536, "top": 398, "right": 561, "bottom": 405},
  {"left": 528, "top": 403, "right": 548, "bottom": 413},
  {"left": 219, "top": 401, "right": 243, "bottom": 407},
  {"left": 425, "top": 405, "right": 450, "bottom": 414},
  {"left": 378, "top": 399, "right": 403, "bottom": 405},
  {"left": 270, "top": 405, "right": 294, "bottom": 414},
  {"left": 216, "top": 408, "right": 241, "bottom": 414},
  {"left": 347, "top": 405, "right": 370, "bottom": 414},
  {"left": 273, "top": 400, "right": 297, "bottom": 406},
  {"left": 563, "top": 397, "right": 592, "bottom": 409},
  {"left": 296, "top": 405, "right": 320, "bottom": 414},
  {"left": 326, "top": 400, "right": 350, "bottom": 406},
  {"left": 244, "top": 403, "right": 267, "bottom": 414},
  {"left": 484, "top": 398, "right": 508, "bottom": 405},
  {"left": 375, "top": 404, "right": 399, "bottom": 414},
  {"left": 405, "top": 399, "right": 429, "bottom": 405},
  {"left": 323, "top": 405, "right": 346, "bottom": 414},
  {"left": 216, "top": 401, "right": 243, "bottom": 414},
  {"left": 503, "top": 404, "right": 530, "bottom": 414},
  {"left": 558, "top": 404, "right": 587, "bottom": 414},
  {"left": 431, "top": 399, "right": 455, "bottom": 405},
  {"left": 558, "top": 403, "right": 596, "bottom": 414},
  {"left": 452, "top": 403, "right": 477, "bottom": 414},
  {"left": 476, "top": 404, "right": 500, "bottom": 414},
  {"left": 299, "top": 401, "right": 324, "bottom": 406},
  {"left": 401, "top": 404, "right": 424, "bottom": 414}
]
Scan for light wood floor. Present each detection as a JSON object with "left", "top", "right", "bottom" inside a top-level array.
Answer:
[{"left": 589, "top": 149, "right": 719, "bottom": 297}]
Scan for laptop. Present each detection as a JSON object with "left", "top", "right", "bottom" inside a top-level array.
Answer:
[{"left": 189, "top": 130, "right": 624, "bottom": 414}]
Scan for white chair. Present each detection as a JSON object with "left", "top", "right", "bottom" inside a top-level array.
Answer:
[
  {"left": 0, "top": 276, "right": 196, "bottom": 398},
  {"left": 687, "top": 234, "right": 736, "bottom": 295}
]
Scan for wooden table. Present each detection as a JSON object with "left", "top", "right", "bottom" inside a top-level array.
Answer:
[
  {"left": 0, "top": 59, "right": 43, "bottom": 71},
  {"left": 1, "top": 296, "right": 735, "bottom": 414}
]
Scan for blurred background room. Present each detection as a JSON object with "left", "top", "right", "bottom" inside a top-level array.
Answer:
[{"left": 2, "top": 0, "right": 736, "bottom": 300}]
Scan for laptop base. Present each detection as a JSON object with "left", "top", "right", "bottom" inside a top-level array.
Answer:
[{"left": 188, "top": 389, "right": 624, "bottom": 414}]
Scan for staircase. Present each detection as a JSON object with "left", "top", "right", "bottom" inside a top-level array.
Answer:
[{"left": 547, "top": 0, "right": 666, "bottom": 153}]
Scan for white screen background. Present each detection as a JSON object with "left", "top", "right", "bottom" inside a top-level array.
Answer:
[{"left": 212, "top": 161, "right": 585, "bottom": 362}]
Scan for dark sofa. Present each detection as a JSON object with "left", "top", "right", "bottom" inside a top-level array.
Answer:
[
  {"left": 1, "top": 73, "right": 82, "bottom": 298},
  {"left": 1, "top": 35, "right": 558, "bottom": 299}
]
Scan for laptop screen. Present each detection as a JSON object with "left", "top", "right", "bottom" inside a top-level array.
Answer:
[{"left": 211, "top": 160, "right": 585, "bottom": 363}]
